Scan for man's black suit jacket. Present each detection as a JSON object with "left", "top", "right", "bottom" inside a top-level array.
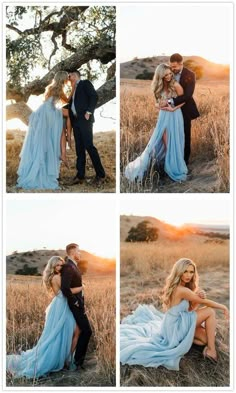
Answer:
[
  {"left": 173, "top": 67, "right": 200, "bottom": 120},
  {"left": 69, "top": 79, "right": 98, "bottom": 124},
  {"left": 61, "top": 259, "right": 84, "bottom": 310}
]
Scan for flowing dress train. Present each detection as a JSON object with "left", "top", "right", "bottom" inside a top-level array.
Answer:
[
  {"left": 120, "top": 300, "right": 197, "bottom": 370},
  {"left": 17, "top": 97, "right": 63, "bottom": 190},
  {"left": 125, "top": 104, "right": 188, "bottom": 182},
  {"left": 6, "top": 291, "right": 75, "bottom": 378}
]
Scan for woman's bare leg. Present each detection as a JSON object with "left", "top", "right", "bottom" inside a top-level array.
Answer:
[
  {"left": 60, "top": 127, "right": 67, "bottom": 162},
  {"left": 66, "top": 116, "right": 72, "bottom": 149},
  {"left": 193, "top": 326, "right": 207, "bottom": 345},
  {"left": 162, "top": 129, "right": 167, "bottom": 150},
  {"left": 62, "top": 108, "right": 72, "bottom": 149},
  {"left": 71, "top": 324, "right": 80, "bottom": 355},
  {"left": 195, "top": 307, "right": 217, "bottom": 358}
]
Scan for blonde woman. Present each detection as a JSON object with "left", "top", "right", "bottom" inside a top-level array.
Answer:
[
  {"left": 125, "top": 63, "right": 188, "bottom": 183},
  {"left": 17, "top": 71, "right": 71, "bottom": 190},
  {"left": 44, "top": 73, "right": 73, "bottom": 169},
  {"left": 7, "top": 256, "right": 81, "bottom": 378},
  {"left": 120, "top": 258, "right": 229, "bottom": 370}
]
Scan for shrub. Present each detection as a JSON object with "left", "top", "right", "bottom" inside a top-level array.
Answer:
[
  {"left": 15, "top": 263, "right": 40, "bottom": 276},
  {"left": 126, "top": 220, "right": 159, "bottom": 242}
]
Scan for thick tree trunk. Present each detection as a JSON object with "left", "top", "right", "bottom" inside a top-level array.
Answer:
[
  {"left": 7, "top": 41, "right": 116, "bottom": 103},
  {"left": 96, "top": 77, "right": 116, "bottom": 108},
  {"left": 6, "top": 102, "right": 32, "bottom": 125}
]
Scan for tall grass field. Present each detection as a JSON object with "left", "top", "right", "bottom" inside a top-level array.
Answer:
[
  {"left": 120, "top": 79, "right": 229, "bottom": 193},
  {"left": 120, "top": 216, "right": 230, "bottom": 387},
  {"left": 6, "top": 274, "right": 116, "bottom": 387}
]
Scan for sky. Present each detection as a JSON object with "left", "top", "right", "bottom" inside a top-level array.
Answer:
[
  {"left": 120, "top": 3, "right": 232, "bottom": 65},
  {"left": 6, "top": 199, "right": 116, "bottom": 258},
  {"left": 120, "top": 197, "right": 230, "bottom": 227}
]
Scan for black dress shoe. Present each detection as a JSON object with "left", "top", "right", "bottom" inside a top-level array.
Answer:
[
  {"left": 76, "top": 364, "right": 86, "bottom": 371},
  {"left": 69, "top": 176, "right": 85, "bottom": 186},
  {"left": 89, "top": 176, "right": 105, "bottom": 186}
]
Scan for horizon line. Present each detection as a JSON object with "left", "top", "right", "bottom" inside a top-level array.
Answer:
[{"left": 121, "top": 54, "right": 229, "bottom": 67}]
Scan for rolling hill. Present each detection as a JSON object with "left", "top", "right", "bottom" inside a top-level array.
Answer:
[
  {"left": 120, "top": 215, "right": 229, "bottom": 242},
  {"left": 6, "top": 248, "right": 115, "bottom": 276},
  {"left": 120, "top": 55, "right": 229, "bottom": 80}
]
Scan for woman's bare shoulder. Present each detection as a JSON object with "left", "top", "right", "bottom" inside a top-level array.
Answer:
[{"left": 51, "top": 275, "right": 60, "bottom": 284}]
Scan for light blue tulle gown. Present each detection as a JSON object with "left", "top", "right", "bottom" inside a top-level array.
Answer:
[
  {"left": 7, "top": 291, "right": 76, "bottom": 378},
  {"left": 120, "top": 300, "right": 197, "bottom": 371},
  {"left": 17, "top": 97, "right": 63, "bottom": 190},
  {"left": 125, "top": 95, "right": 188, "bottom": 182}
]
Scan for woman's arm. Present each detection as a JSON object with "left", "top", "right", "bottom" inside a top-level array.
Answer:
[
  {"left": 60, "top": 92, "right": 70, "bottom": 104},
  {"left": 161, "top": 82, "right": 185, "bottom": 112},
  {"left": 162, "top": 102, "right": 185, "bottom": 112},
  {"left": 174, "top": 81, "right": 184, "bottom": 97},
  {"left": 178, "top": 286, "right": 229, "bottom": 318},
  {"left": 71, "top": 286, "right": 83, "bottom": 294},
  {"left": 189, "top": 289, "right": 206, "bottom": 310}
]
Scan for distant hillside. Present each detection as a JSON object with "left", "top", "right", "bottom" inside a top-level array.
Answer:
[
  {"left": 183, "top": 223, "right": 229, "bottom": 233},
  {"left": 120, "top": 55, "right": 229, "bottom": 80},
  {"left": 6, "top": 249, "right": 116, "bottom": 276},
  {"left": 120, "top": 215, "right": 229, "bottom": 242},
  {"left": 120, "top": 215, "right": 194, "bottom": 242}
]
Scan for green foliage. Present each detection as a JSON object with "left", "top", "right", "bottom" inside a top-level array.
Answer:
[
  {"left": 6, "top": 6, "right": 27, "bottom": 25},
  {"left": 184, "top": 60, "right": 203, "bottom": 80},
  {"left": 6, "top": 35, "right": 44, "bottom": 86},
  {"left": 15, "top": 263, "right": 40, "bottom": 276},
  {"left": 126, "top": 221, "right": 159, "bottom": 243},
  {"left": 136, "top": 70, "right": 154, "bottom": 80},
  {"left": 6, "top": 5, "right": 116, "bottom": 88}
]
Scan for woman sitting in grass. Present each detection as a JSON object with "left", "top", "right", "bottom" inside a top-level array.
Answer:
[{"left": 120, "top": 258, "right": 229, "bottom": 369}]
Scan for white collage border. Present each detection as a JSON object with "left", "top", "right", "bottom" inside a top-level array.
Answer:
[{"left": 1, "top": 1, "right": 235, "bottom": 392}]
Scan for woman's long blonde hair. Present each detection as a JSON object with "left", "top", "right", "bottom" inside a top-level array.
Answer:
[
  {"left": 161, "top": 258, "right": 199, "bottom": 310},
  {"left": 42, "top": 256, "right": 64, "bottom": 292},
  {"left": 44, "top": 71, "right": 68, "bottom": 102},
  {"left": 151, "top": 63, "right": 176, "bottom": 102}
]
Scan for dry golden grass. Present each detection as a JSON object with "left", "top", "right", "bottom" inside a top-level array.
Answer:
[
  {"left": 6, "top": 274, "right": 115, "bottom": 387},
  {"left": 120, "top": 234, "right": 229, "bottom": 387},
  {"left": 6, "top": 130, "right": 116, "bottom": 193},
  {"left": 120, "top": 79, "right": 229, "bottom": 193}
]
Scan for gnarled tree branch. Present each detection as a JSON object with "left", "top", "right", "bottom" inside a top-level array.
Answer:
[
  {"left": 96, "top": 77, "right": 116, "bottom": 108},
  {"left": 6, "top": 7, "right": 88, "bottom": 38},
  {"left": 7, "top": 40, "right": 116, "bottom": 102},
  {"left": 6, "top": 77, "right": 116, "bottom": 124},
  {"left": 6, "top": 102, "right": 32, "bottom": 125}
]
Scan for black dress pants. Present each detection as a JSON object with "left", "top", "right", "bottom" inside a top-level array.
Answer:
[
  {"left": 70, "top": 304, "right": 92, "bottom": 365},
  {"left": 73, "top": 118, "right": 105, "bottom": 179},
  {"left": 183, "top": 116, "right": 192, "bottom": 165}
]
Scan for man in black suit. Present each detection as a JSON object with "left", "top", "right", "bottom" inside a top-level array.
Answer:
[
  {"left": 163, "top": 53, "right": 200, "bottom": 165},
  {"left": 68, "top": 70, "right": 106, "bottom": 185},
  {"left": 61, "top": 243, "right": 92, "bottom": 370}
]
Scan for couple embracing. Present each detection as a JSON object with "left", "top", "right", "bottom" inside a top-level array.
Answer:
[
  {"left": 125, "top": 53, "right": 200, "bottom": 183},
  {"left": 7, "top": 243, "right": 92, "bottom": 378},
  {"left": 17, "top": 70, "right": 105, "bottom": 190}
]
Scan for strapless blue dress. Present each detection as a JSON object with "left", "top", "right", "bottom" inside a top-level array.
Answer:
[
  {"left": 125, "top": 108, "right": 188, "bottom": 182},
  {"left": 120, "top": 300, "right": 197, "bottom": 370},
  {"left": 6, "top": 291, "right": 75, "bottom": 378},
  {"left": 17, "top": 97, "right": 63, "bottom": 190}
]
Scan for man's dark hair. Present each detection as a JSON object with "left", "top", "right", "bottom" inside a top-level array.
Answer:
[
  {"left": 66, "top": 243, "right": 79, "bottom": 254},
  {"left": 68, "top": 69, "right": 81, "bottom": 77},
  {"left": 170, "top": 53, "right": 183, "bottom": 63}
]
